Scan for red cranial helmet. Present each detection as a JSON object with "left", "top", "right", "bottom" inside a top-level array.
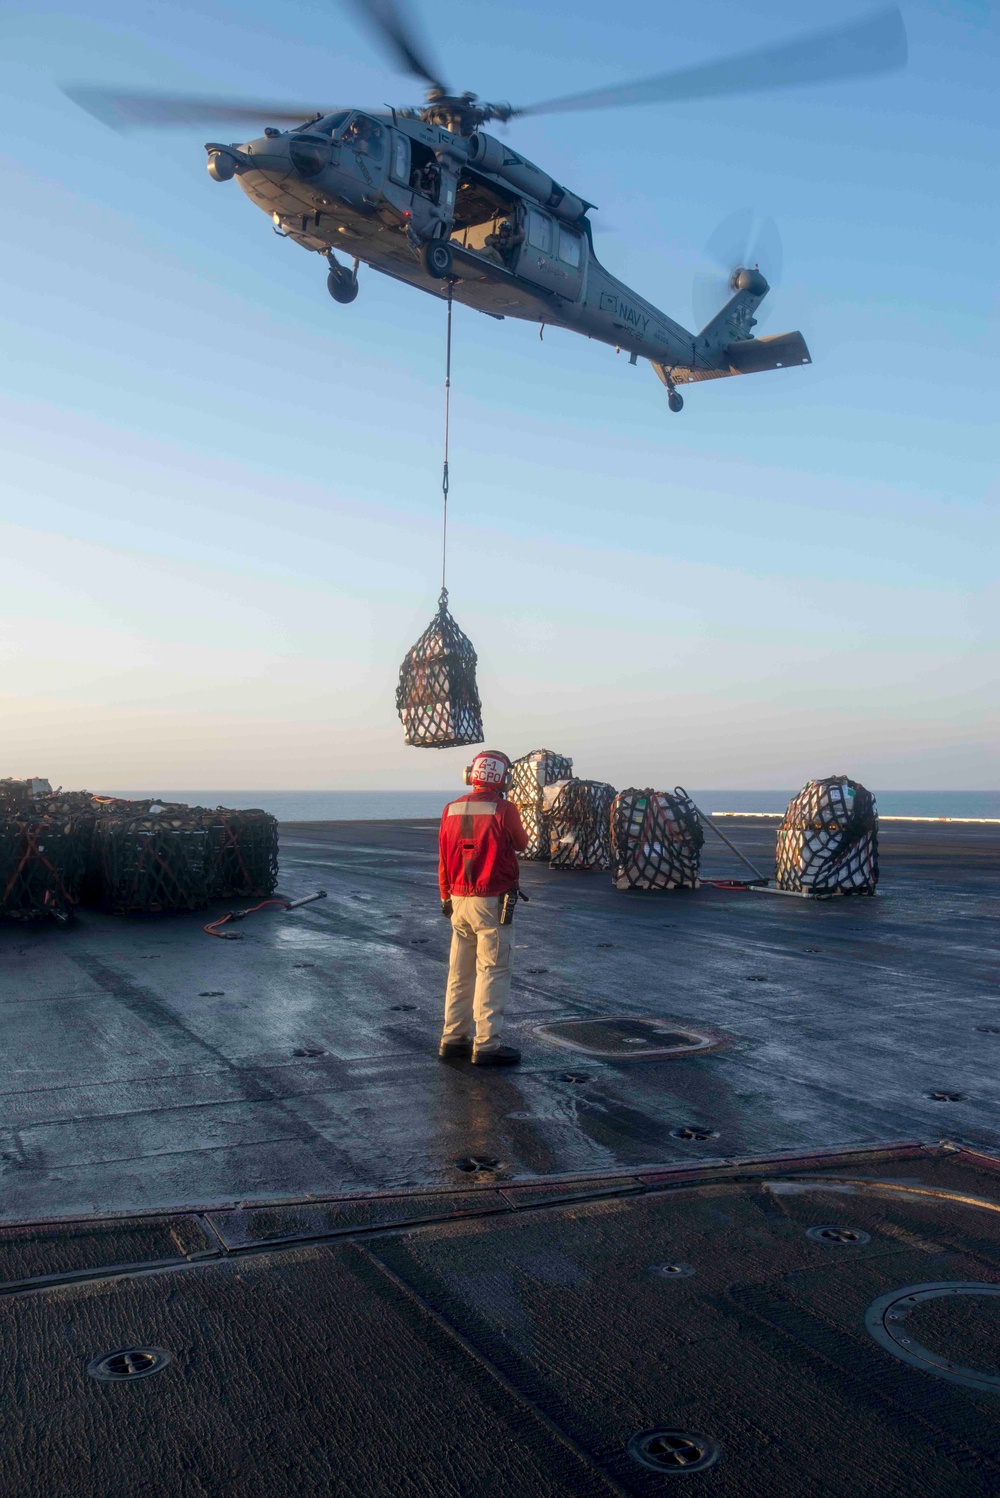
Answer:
[{"left": 466, "top": 750, "right": 511, "bottom": 790}]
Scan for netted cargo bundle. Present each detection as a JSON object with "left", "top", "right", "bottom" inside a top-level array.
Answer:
[
  {"left": 776, "top": 776, "right": 879, "bottom": 896},
  {"left": 0, "top": 812, "right": 89, "bottom": 920},
  {"left": 33, "top": 791, "right": 103, "bottom": 905},
  {"left": 396, "top": 590, "right": 483, "bottom": 748},
  {"left": 545, "top": 778, "right": 616, "bottom": 871},
  {"left": 203, "top": 807, "right": 279, "bottom": 899},
  {"left": 95, "top": 807, "right": 211, "bottom": 913},
  {"left": 610, "top": 788, "right": 705, "bottom": 891},
  {"left": 0, "top": 777, "right": 51, "bottom": 816},
  {"left": 509, "top": 748, "right": 574, "bottom": 860}
]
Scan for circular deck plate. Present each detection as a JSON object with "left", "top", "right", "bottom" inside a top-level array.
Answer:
[
  {"left": 806, "top": 1224, "right": 871, "bottom": 1246},
  {"left": 87, "top": 1347, "right": 172, "bottom": 1381},
  {"left": 628, "top": 1429, "right": 721, "bottom": 1473},
  {"left": 532, "top": 1016, "right": 720, "bottom": 1059},
  {"left": 865, "top": 1283, "right": 1000, "bottom": 1393}
]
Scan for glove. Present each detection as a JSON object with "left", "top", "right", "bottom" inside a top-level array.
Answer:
[{"left": 441, "top": 898, "right": 453, "bottom": 919}]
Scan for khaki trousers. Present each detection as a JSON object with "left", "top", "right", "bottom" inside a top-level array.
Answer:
[{"left": 442, "top": 896, "right": 512, "bottom": 1052}]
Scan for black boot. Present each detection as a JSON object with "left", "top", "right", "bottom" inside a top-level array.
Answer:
[
  {"left": 439, "top": 1038, "right": 473, "bottom": 1059},
  {"left": 472, "top": 1044, "right": 521, "bottom": 1067}
]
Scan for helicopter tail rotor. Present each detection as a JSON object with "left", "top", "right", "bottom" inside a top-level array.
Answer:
[{"left": 692, "top": 209, "right": 783, "bottom": 332}]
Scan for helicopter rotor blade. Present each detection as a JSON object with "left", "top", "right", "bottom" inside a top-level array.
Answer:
[
  {"left": 63, "top": 86, "right": 346, "bottom": 131},
  {"left": 704, "top": 208, "right": 757, "bottom": 276},
  {"left": 343, "top": 0, "right": 447, "bottom": 91},
  {"left": 511, "top": 6, "right": 906, "bottom": 118},
  {"left": 693, "top": 210, "right": 783, "bottom": 330}
]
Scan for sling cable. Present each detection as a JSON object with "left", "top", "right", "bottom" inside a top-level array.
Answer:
[{"left": 395, "top": 282, "right": 484, "bottom": 748}]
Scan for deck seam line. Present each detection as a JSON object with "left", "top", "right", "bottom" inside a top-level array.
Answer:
[{"left": 357, "top": 1243, "right": 632, "bottom": 1497}]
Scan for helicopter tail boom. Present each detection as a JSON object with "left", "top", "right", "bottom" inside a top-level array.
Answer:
[{"left": 654, "top": 329, "right": 811, "bottom": 388}]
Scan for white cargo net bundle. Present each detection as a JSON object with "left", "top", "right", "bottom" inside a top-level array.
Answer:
[
  {"left": 509, "top": 749, "right": 574, "bottom": 860},
  {"left": 544, "top": 778, "right": 616, "bottom": 871},
  {"left": 610, "top": 788, "right": 704, "bottom": 890},
  {"left": 775, "top": 776, "right": 879, "bottom": 897}
]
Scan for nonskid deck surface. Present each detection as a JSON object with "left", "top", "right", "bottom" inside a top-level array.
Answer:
[
  {"left": 4, "top": 1144, "right": 1000, "bottom": 1496},
  {"left": 0, "top": 819, "right": 996, "bottom": 1224}
]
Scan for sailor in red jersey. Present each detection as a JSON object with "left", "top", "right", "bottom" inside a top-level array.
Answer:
[{"left": 438, "top": 750, "right": 528, "bottom": 1066}]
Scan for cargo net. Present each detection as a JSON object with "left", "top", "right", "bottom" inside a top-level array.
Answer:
[
  {"left": 32, "top": 793, "right": 168, "bottom": 909},
  {"left": 95, "top": 806, "right": 212, "bottom": 913},
  {"left": 203, "top": 808, "right": 279, "bottom": 899},
  {"left": 396, "top": 590, "right": 483, "bottom": 749},
  {"left": 509, "top": 748, "right": 574, "bottom": 860},
  {"left": 610, "top": 788, "right": 705, "bottom": 891},
  {"left": 94, "top": 802, "right": 280, "bottom": 913},
  {"left": 0, "top": 812, "right": 89, "bottom": 920},
  {"left": 775, "top": 776, "right": 879, "bottom": 896},
  {"left": 545, "top": 778, "right": 616, "bottom": 871}
]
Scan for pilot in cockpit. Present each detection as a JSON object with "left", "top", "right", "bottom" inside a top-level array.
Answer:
[{"left": 344, "top": 116, "right": 378, "bottom": 155}]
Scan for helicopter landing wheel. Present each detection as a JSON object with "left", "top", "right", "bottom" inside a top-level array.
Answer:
[
  {"left": 423, "top": 239, "right": 454, "bottom": 279},
  {"left": 667, "top": 389, "right": 684, "bottom": 413},
  {"left": 327, "top": 267, "right": 358, "bottom": 304}
]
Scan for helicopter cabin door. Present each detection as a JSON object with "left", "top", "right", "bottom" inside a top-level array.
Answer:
[{"left": 516, "top": 209, "right": 585, "bottom": 300}]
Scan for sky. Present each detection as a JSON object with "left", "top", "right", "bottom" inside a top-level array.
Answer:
[{"left": 0, "top": 0, "right": 996, "bottom": 792}]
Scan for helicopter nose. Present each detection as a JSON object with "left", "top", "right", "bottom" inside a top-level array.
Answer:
[
  {"left": 205, "top": 136, "right": 292, "bottom": 184},
  {"left": 204, "top": 142, "right": 253, "bottom": 181}
]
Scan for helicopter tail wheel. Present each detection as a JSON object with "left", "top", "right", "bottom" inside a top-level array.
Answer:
[
  {"left": 327, "top": 268, "right": 359, "bottom": 304},
  {"left": 668, "top": 389, "right": 684, "bottom": 413},
  {"left": 423, "top": 240, "right": 454, "bottom": 280}
]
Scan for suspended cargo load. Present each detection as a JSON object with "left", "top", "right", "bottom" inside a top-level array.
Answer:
[
  {"left": 610, "top": 788, "right": 704, "bottom": 891},
  {"left": 775, "top": 776, "right": 879, "bottom": 897},
  {"left": 509, "top": 748, "right": 574, "bottom": 860},
  {"left": 202, "top": 807, "right": 279, "bottom": 899},
  {"left": 0, "top": 809, "right": 88, "bottom": 920},
  {"left": 95, "top": 804, "right": 211, "bottom": 913},
  {"left": 396, "top": 590, "right": 484, "bottom": 749},
  {"left": 545, "top": 778, "right": 616, "bottom": 871}
]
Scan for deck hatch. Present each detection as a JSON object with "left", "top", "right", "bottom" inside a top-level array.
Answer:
[
  {"left": 533, "top": 1016, "right": 717, "bottom": 1058},
  {"left": 866, "top": 1283, "right": 1000, "bottom": 1394}
]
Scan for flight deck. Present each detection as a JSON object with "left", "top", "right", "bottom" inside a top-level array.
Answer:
[{"left": 2, "top": 817, "right": 998, "bottom": 1495}]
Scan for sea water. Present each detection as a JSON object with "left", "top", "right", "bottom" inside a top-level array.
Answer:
[{"left": 102, "top": 789, "right": 1000, "bottom": 821}]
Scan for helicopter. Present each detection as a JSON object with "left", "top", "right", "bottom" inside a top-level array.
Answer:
[{"left": 68, "top": 2, "right": 906, "bottom": 413}]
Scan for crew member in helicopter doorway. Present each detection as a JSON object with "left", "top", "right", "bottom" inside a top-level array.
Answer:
[{"left": 438, "top": 750, "right": 528, "bottom": 1066}]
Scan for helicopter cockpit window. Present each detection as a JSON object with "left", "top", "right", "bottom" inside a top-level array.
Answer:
[
  {"left": 315, "top": 111, "right": 350, "bottom": 137},
  {"left": 526, "top": 210, "right": 552, "bottom": 255},
  {"left": 289, "top": 134, "right": 330, "bottom": 178},
  {"left": 342, "top": 115, "right": 384, "bottom": 162},
  {"left": 390, "top": 133, "right": 411, "bottom": 186},
  {"left": 557, "top": 226, "right": 582, "bottom": 268}
]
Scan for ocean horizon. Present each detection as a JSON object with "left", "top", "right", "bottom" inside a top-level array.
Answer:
[{"left": 99, "top": 789, "right": 1000, "bottom": 822}]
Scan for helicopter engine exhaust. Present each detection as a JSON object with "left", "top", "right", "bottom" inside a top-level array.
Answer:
[{"left": 467, "top": 132, "right": 587, "bottom": 222}]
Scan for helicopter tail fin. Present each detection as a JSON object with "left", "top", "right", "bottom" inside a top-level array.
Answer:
[{"left": 654, "top": 270, "right": 810, "bottom": 388}]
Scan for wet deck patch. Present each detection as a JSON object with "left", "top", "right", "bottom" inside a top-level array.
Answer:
[{"left": 532, "top": 1015, "right": 719, "bottom": 1058}]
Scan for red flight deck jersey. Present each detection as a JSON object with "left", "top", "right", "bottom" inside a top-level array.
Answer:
[{"left": 438, "top": 791, "right": 529, "bottom": 901}]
